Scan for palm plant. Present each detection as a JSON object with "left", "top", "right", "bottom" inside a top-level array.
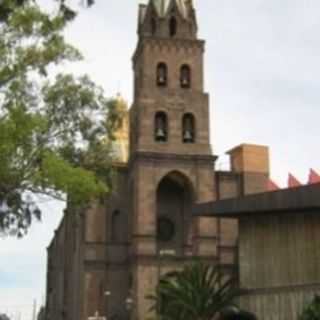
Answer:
[
  {"left": 147, "top": 262, "right": 241, "bottom": 320},
  {"left": 300, "top": 295, "right": 320, "bottom": 320},
  {"left": 221, "top": 307, "right": 257, "bottom": 320}
]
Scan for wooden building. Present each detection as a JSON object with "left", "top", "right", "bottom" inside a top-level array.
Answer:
[{"left": 195, "top": 184, "right": 320, "bottom": 319}]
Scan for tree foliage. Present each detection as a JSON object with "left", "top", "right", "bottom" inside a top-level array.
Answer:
[
  {"left": 147, "top": 262, "right": 240, "bottom": 320},
  {"left": 300, "top": 295, "right": 320, "bottom": 320},
  {"left": 0, "top": 0, "right": 94, "bottom": 23},
  {"left": 0, "top": 0, "right": 120, "bottom": 237}
]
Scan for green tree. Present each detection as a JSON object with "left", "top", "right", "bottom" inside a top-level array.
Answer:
[
  {"left": 0, "top": 0, "right": 76, "bottom": 22},
  {"left": 300, "top": 295, "right": 320, "bottom": 320},
  {"left": 0, "top": 0, "right": 120, "bottom": 237},
  {"left": 147, "top": 262, "right": 240, "bottom": 320}
]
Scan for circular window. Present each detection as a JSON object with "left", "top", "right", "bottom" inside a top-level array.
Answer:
[{"left": 157, "top": 217, "right": 175, "bottom": 242}]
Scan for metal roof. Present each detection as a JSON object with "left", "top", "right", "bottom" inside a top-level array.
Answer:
[{"left": 193, "top": 183, "right": 320, "bottom": 218}]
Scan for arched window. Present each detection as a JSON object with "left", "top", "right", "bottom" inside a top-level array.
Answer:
[
  {"left": 151, "top": 18, "right": 157, "bottom": 35},
  {"left": 180, "top": 64, "right": 191, "bottom": 88},
  {"left": 182, "top": 113, "right": 195, "bottom": 143},
  {"left": 156, "top": 171, "right": 194, "bottom": 254},
  {"left": 169, "top": 17, "right": 177, "bottom": 37},
  {"left": 155, "top": 112, "right": 168, "bottom": 142},
  {"left": 156, "top": 63, "right": 168, "bottom": 87},
  {"left": 111, "top": 210, "right": 121, "bottom": 242}
]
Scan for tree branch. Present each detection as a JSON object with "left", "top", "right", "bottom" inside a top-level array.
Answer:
[
  {"left": 26, "top": 187, "right": 66, "bottom": 202},
  {"left": 0, "top": 70, "right": 18, "bottom": 88}
]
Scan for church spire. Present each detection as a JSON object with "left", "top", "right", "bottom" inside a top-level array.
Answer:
[
  {"left": 138, "top": 0, "right": 197, "bottom": 39},
  {"left": 151, "top": 0, "right": 192, "bottom": 19}
]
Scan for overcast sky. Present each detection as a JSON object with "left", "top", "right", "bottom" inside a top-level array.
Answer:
[{"left": 1, "top": 0, "right": 320, "bottom": 319}]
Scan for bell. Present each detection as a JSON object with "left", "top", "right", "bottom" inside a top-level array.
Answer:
[
  {"left": 184, "top": 130, "right": 193, "bottom": 142},
  {"left": 156, "top": 128, "right": 166, "bottom": 140},
  {"left": 182, "top": 77, "right": 188, "bottom": 85},
  {"left": 158, "top": 75, "right": 165, "bottom": 84}
]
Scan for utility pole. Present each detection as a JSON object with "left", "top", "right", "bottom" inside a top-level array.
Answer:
[{"left": 32, "top": 300, "right": 37, "bottom": 320}]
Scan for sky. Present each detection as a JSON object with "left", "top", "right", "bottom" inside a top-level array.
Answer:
[{"left": 1, "top": 0, "right": 320, "bottom": 319}]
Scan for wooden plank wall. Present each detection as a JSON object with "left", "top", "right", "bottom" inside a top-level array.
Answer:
[
  {"left": 239, "top": 211, "right": 320, "bottom": 319},
  {"left": 240, "top": 288, "right": 320, "bottom": 320}
]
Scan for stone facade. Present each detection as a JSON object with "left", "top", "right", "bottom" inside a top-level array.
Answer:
[{"left": 45, "top": 1, "right": 270, "bottom": 320}]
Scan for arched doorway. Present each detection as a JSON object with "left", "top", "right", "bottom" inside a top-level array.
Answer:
[{"left": 156, "top": 172, "right": 194, "bottom": 255}]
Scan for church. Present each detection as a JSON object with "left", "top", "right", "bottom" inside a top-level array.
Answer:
[{"left": 45, "top": 1, "right": 319, "bottom": 320}]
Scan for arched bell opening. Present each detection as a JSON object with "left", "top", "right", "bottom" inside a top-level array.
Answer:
[
  {"left": 182, "top": 113, "right": 195, "bottom": 143},
  {"left": 154, "top": 111, "right": 168, "bottom": 142},
  {"left": 156, "top": 62, "right": 168, "bottom": 87},
  {"left": 156, "top": 171, "right": 195, "bottom": 255},
  {"left": 180, "top": 64, "right": 191, "bottom": 89}
]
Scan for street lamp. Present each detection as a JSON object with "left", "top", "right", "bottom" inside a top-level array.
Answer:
[
  {"left": 125, "top": 296, "right": 134, "bottom": 311},
  {"left": 89, "top": 291, "right": 111, "bottom": 320},
  {"left": 125, "top": 291, "right": 134, "bottom": 320},
  {"left": 104, "top": 291, "right": 111, "bottom": 320}
]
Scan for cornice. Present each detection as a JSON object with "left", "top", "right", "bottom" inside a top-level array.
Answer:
[
  {"left": 133, "top": 37, "right": 205, "bottom": 63},
  {"left": 129, "top": 151, "right": 217, "bottom": 168}
]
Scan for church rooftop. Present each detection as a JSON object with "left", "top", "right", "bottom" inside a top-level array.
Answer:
[
  {"left": 152, "top": 0, "right": 189, "bottom": 19},
  {"left": 139, "top": 0, "right": 191, "bottom": 25}
]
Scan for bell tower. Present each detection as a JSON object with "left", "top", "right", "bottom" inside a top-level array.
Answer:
[
  {"left": 129, "top": 0, "right": 218, "bottom": 318},
  {"left": 130, "top": 0, "right": 212, "bottom": 157}
]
